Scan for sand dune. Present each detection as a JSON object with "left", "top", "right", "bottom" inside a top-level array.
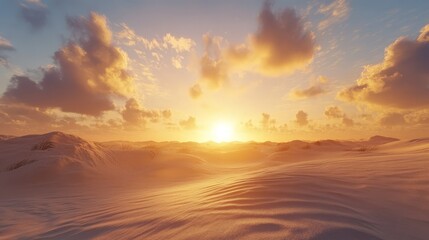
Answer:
[
  {"left": 0, "top": 132, "right": 116, "bottom": 186},
  {"left": 0, "top": 132, "right": 428, "bottom": 239}
]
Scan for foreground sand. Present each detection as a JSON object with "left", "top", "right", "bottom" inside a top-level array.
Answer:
[{"left": 0, "top": 132, "right": 428, "bottom": 239}]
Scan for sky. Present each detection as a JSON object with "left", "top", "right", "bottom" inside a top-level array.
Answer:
[{"left": 0, "top": 0, "right": 428, "bottom": 142}]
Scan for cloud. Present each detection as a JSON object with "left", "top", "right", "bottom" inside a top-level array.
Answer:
[
  {"left": 117, "top": 27, "right": 195, "bottom": 51},
  {"left": 199, "top": 34, "right": 228, "bottom": 89},
  {"left": 116, "top": 24, "right": 195, "bottom": 53},
  {"left": 324, "top": 106, "right": 343, "bottom": 119},
  {"left": 0, "top": 37, "right": 14, "bottom": 51},
  {"left": 243, "top": 1, "right": 316, "bottom": 75},
  {"left": 243, "top": 120, "right": 256, "bottom": 130},
  {"left": 0, "top": 103, "right": 54, "bottom": 127},
  {"left": 192, "top": 1, "right": 316, "bottom": 97},
  {"left": 379, "top": 112, "right": 406, "bottom": 127},
  {"left": 116, "top": 24, "right": 144, "bottom": 47},
  {"left": 338, "top": 24, "right": 429, "bottom": 110},
  {"left": 295, "top": 110, "right": 309, "bottom": 126},
  {"left": 115, "top": 23, "right": 195, "bottom": 81},
  {"left": 289, "top": 76, "right": 328, "bottom": 99},
  {"left": 289, "top": 85, "right": 326, "bottom": 99},
  {"left": 242, "top": 113, "right": 287, "bottom": 132},
  {"left": 318, "top": 0, "right": 349, "bottom": 30},
  {"left": 0, "top": 36, "right": 15, "bottom": 66},
  {"left": 260, "top": 113, "right": 277, "bottom": 131},
  {"left": 189, "top": 84, "right": 202, "bottom": 99},
  {"left": 418, "top": 25, "right": 429, "bottom": 41},
  {"left": 161, "top": 110, "right": 172, "bottom": 119},
  {"left": 163, "top": 33, "right": 195, "bottom": 53},
  {"left": 19, "top": 0, "right": 49, "bottom": 30},
  {"left": 0, "top": 104, "right": 90, "bottom": 136},
  {"left": 324, "top": 105, "right": 354, "bottom": 126},
  {"left": 405, "top": 110, "right": 429, "bottom": 125},
  {"left": 0, "top": 102, "right": 147, "bottom": 138},
  {"left": 2, "top": 12, "right": 134, "bottom": 116},
  {"left": 179, "top": 116, "right": 197, "bottom": 130},
  {"left": 121, "top": 98, "right": 170, "bottom": 126},
  {"left": 342, "top": 116, "right": 354, "bottom": 127},
  {"left": 171, "top": 56, "right": 184, "bottom": 69}
]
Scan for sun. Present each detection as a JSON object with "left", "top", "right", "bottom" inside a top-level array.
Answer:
[{"left": 212, "top": 121, "right": 235, "bottom": 142}]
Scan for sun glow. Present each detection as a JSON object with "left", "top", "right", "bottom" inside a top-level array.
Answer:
[{"left": 212, "top": 121, "right": 235, "bottom": 142}]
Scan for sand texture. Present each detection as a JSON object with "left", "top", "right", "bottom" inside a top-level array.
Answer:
[{"left": 1, "top": 132, "right": 428, "bottom": 239}]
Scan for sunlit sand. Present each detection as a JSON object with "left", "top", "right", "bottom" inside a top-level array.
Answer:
[{"left": 1, "top": 132, "right": 428, "bottom": 239}]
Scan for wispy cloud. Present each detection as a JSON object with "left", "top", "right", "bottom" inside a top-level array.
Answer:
[
  {"left": 19, "top": 0, "right": 49, "bottom": 30},
  {"left": 179, "top": 116, "right": 197, "bottom": 130},
  {"left": 288, "top": 76, "right": 328, "bottom": 100},
  {"left": 0, "top": 36, "right": 15, "bottom": 66},
  {"left": 318, "top": 0, "right": 349, "bottom": 30},
  {"left": 116, "top": 23, "right": 195, "bottom": 68}
]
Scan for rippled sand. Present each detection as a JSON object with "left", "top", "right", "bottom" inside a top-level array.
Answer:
[{"left": 1, "top": 132, "right": 428, "bottom": 239}]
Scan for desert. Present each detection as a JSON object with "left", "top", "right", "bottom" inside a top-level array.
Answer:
[{"left": 1, "top": 132, "right": 428, "bottom": 239}]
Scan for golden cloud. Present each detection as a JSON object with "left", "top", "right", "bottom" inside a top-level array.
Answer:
[
  {"left": 198, "top": 34, "right": 229, "bottom": 89},
  {"left": 2, "top": 12, "right": 134, "bottom": 116},
  {"left": 289, "top": 76, "right": 328, "bottom": 100},
  {"left": 121, "top": 98, "right": 171, "bottom": 126},
  {"left": 318, "top": 0, "right": 349, "bottom": 30},
  {"left": 378, "top": 112, "right": 406, "bottom": 127},
  {"left": 192, "top": 1, "right": 316, "bottom": 98},
  {"left": 179, "top": 116, "right": 197, "bottom": 130},
  {"left": 163, "top": 33, "right": 195, "bottom": 53},
  {"left": 242, "top": 113, "right": 287, "bottom": 132},
  {"left": 324, "top": 105, "right": 354, "bottom": 127},
  {"left": 189, "top": 84, "right": 202, "bottom": 99},
  {"left": 338, "top": 24, "right": 429, "bottom": 109},
  {"left": 324, "top": 106, "right": 343, "bottom": 119},
  {"left": 295, "top": 110, "right": 309, "bottom": 127},
  {"left": 261, "top": 113, "right": 277, "bottom": 131},
  {"left": 247, "top": 1, "right": 316, "bottom": 75}
]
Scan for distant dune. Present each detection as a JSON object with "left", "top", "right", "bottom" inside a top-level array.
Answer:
[{"left": 0, "top": 132, "right": 428, "bottom": 239}]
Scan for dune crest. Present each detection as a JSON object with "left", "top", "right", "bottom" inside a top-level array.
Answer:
[{"left": 0, "top": 132, "right": 115, "bottom": 185}]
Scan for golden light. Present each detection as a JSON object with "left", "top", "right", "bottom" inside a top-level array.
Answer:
[{"left": 212, "top": 121, "right": 235, "bottom": 142}]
